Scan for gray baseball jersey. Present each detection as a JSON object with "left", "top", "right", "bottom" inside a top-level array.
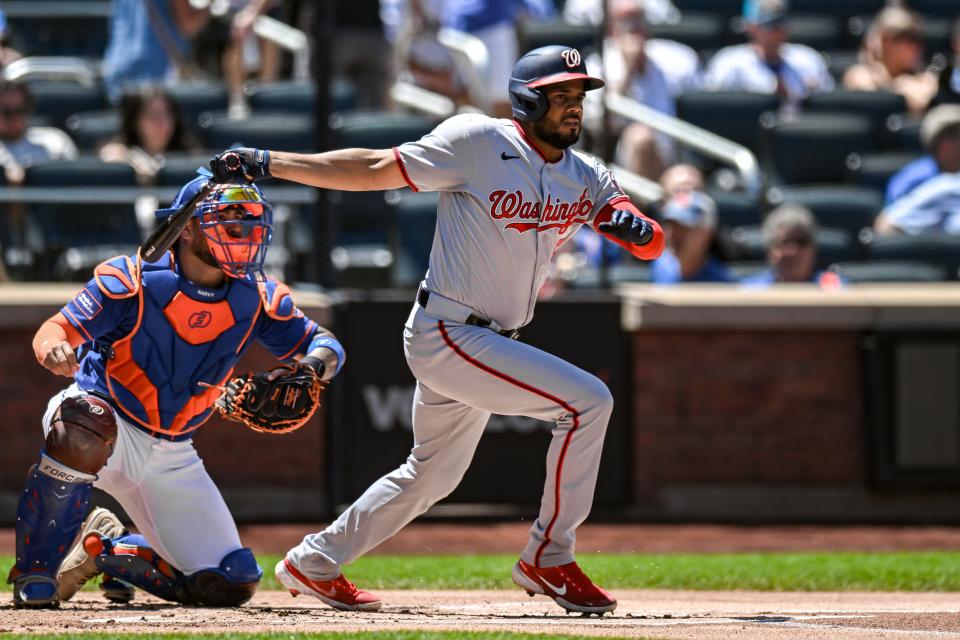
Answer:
[
  {"left": 286, "top": 114, "right": 656, "bottom": 584},
  {"left": 392, "top": 113, "right": 629, "bottom": 330}
]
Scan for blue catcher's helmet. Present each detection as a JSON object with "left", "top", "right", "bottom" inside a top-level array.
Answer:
[
  {"left": 508, "top": 45, "right": 605, "bottom": 123},
  {"left": 156, "top": 174, "right": 273, "bottom": 280}
]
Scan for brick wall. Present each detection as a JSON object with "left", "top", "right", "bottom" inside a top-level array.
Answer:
[{"left": 631, "top": 331, "right": 865, "bottom": 505}]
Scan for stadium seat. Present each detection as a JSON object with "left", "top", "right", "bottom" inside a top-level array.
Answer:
[
  {"left": 24, "top": 158, "right": 137, "bottom": 187},
  {"left": 822, "top": 49, "right": 860, "bottom": 82},
  {"left": 247, "top": 79, "right": 357, "bottom": 114},
  {"left": 330, "top": 111, "right": 439, "bottom": 149},
  {"left": 24, "top": 159, "right": 140, "bottom": 275},
  {"left": 886, "top": 115, "right": 922, "bottom": 152},
  {"left": 728, "top": 224, "right": 857, "bottom": 269},
  {"left": 8, "top": 15, "right": 108, "bottom": 58},
  {"left": 864, "top": 235, "right": 960, "bottom": 280},
  {"left": 64, "top": 110, "right": 120, "bottom": 151},
  {"left": 671, "top": 0, "right": 742, "bottom": 17},
  {"left": 568, "top": 263, "right": 652, "bottom": 289},
  {"left": 648, "top": 12, "right": 728, "bottom": 52},
  {"left": 827, "top": 260, "right": 948, "bottom": 283},
  {"left": 767, "top": 185, "right": 882, "bottom": 237},
  {"left": 156, "top": 155, "right": 213, "bottom": 187},
  {"left": 199, "top": 112, "right": 315, "bottom": 152},
  {"left": 28, "top": 81, "right": 106, "bottom": 129},
  {"left": 707, "top": 189, "right": 764, "bottom": 229},
  {"left": 802, "top": 90, "right": 907, "bottom": 139},
  {"left": 517, "top": 19, "right": 599, "bottom": 55},
  {"left": 388, "top": 191, "right": 438, "bottom": 286},
  {"left": 789, "top": 0, "right": 884, "bottom": 16},
  {"left": 845, "top": 151, "right": 922, "bottom": 194},
  {"left": 908, "top": 0, "right": 959, "bottom": 19},
  {"left": 762, "top": 112, "right": 876, "bottom": 185},
  {"left": 676, "top": 91, "right": 780, "bottom": 154},
  {"left": 772, "top": 14, "right": 844, "bottom": 51},
  {"left": 166, "top": 82, "right": 229, "bottom": 131}
]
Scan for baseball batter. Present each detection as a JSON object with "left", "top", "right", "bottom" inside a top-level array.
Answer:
[
  {"left": 9, "top": 175, "right": 345, "bottom": 608},
  {"left": 211, "top": 45, "right": 664, "bottom": 614}
]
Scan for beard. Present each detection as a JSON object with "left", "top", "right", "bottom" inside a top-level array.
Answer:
[
  {"left": 531, "top": 116, "right": 581, "bottom": 149},
  {"left": 189, "top": 229, "right": 222, "bottom": 269}
]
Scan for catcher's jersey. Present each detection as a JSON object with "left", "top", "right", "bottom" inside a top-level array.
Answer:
[
  {"left": 60, "top": 253, "right": 318, "bottom": 438},
  {"left": 394, "top": 114, "right": 629, "bottom": 330}
]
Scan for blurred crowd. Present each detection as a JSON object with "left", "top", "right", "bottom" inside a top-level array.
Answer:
[{"left": 0, "top": 0, "right": 959, "bottom": 286}]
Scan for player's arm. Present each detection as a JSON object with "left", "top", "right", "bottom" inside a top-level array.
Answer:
[
  {"left": 209, "top": 147, "right": 409, "bottom": 192},
  {"left": 295, "top": 327, "right": 345, "bottom": 382},
  {"left": 594, "top": 199, "right": 665, "bottom": 260},
  {"left": 33, "top": 313, "right": 85, "bottom": 377}
]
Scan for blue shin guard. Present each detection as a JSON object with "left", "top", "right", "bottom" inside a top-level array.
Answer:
[
  {"left": 94, "top": 535, "right": 261, "bottom": 606},
  {"left": 9, "top": 452, "right": 95, "bottom": 607}
]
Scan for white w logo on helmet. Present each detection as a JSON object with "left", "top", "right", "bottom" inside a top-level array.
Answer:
[{"left": 560, "top": 49, "right": 581, "bottom": 68}]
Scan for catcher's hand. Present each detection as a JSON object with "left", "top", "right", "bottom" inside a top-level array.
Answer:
[{"left": 214, "top": 362, "right": 323, "bottom": 434}]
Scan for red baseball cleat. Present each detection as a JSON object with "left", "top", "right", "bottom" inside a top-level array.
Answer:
[
  {"left": 512, "top": 559, "right": 617, "bottom": 615},
  {"left": 275, "top": 558, "right": 382, "bottom": 611}
]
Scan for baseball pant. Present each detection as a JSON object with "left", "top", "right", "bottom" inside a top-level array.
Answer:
[
  {"left": 43, "top": 384, "right": 244, "bottom": 574},
  {"left": 287, "top": 302, "right": 613, "bottom": 578}
]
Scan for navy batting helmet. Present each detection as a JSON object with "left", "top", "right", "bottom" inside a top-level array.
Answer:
[{"left": 508, "top": 45, "right": 604, "bottom": 122}]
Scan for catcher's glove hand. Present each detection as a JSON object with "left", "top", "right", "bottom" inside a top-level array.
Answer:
[{"left": 214, "top": 362, "right": 323, "bottom": 434}]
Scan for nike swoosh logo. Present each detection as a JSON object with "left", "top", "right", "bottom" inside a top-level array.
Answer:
[
  {"left": 540, "top": 577, "right": 567, "bottom": 596},
  {"left": 500, "top": 152, "right": 520, "bottom": 161}
]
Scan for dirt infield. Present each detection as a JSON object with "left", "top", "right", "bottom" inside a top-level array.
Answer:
[{"left": 4, "top": 590, "right": 959, "bottom": 639}]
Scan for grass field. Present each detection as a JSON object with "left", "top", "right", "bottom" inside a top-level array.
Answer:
[{"left": 2, "top": 552, "right": 959, "bottom": 592}]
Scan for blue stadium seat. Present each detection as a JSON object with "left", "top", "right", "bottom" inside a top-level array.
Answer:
[
  {"left": 517, "top": 19, "right": 599, "bottom": 55},
  {"left": 156, "top": 155, "right": 212, "bottom": 187},
  {"left": 388, "top": 191, "right": 438, "bottom": 286},
  {"left": 676, "top": 91, "right": 780, "bottom": 154},
  {"left": 671, "top": 0, "right": 742, "bottom": 18},
  {"left": 649, "top": 12, "right": 728, "bottom": 52},
  {"left": 330, "top": 111, "right": 438, "bottom": 149},
  {"left": 802, "top": 90, "right": 907, "bottom": 140},
  {"left": 864, "top": 235, "right": 960, "bottom": 280},
  {"left": 887, "top": 115, "right": 922, "bottom": 152},
  {"left": 199, "top": 112, "right": 315, "bottom": 152},
  {"left": 845, "top": 151, "right": 922, "bottom": 194},
  {"left": 762, "top": 112, "right": 876, "bottom": 185},
  {"left": 29, "top": 81, "right": 106, "bottom": 129},
  {"left": 707, "top": 189, "right": 764, "bottom": 229},
  {"left": 789, "top": 0, "right": 884, "bottom": 17},
  {"left": 247, "top": 79, "right": 357, "bottom": 114},
  {"left": 64, "top": 110, "right": 120, "bottom": 151},
  {"left": 767, "top": 185, "right": 882, "bottom": 237},
  {"left": 827, "top": 260, "right": 948, "bottom": 283},
  {"left": 166, "top": 83, "right": 228, "bottom": 133}
]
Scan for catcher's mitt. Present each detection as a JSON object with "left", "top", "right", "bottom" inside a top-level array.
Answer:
[{"left": 214, "top": 362, "right": 323, "bottom": 434}]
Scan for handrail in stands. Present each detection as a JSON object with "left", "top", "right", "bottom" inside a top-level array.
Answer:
[
  {"left": 252, "top": 15, "right": 311, "bottom": 82},
  {"left": 2, "top": 57, "right": 100, "bottom": 86},
  {"left": 604, "top": 92, "right": 764, "bottom": 198},
  {"left": 436, "top": 28, "right": 491, "bottom": 113}
]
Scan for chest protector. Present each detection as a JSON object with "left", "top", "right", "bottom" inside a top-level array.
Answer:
[{"left": 92, "top": 253, "right": 295, "bottom": 437}]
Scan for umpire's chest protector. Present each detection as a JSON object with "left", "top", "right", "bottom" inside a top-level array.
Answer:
[{"left": 96, "top": 254, "right": 270, "bottom": 437}]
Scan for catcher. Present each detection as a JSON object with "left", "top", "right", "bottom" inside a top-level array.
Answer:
[{"left": 9, "top": 173, "right": 342, "bottom": 608}]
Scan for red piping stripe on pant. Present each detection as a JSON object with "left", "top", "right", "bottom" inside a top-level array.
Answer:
[{"left": 437, "top": 321, "right": 580, "bottom": 567}]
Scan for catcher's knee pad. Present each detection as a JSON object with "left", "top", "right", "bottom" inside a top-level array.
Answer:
[
  {"left": 45, "top": 394, "right": 117, "bottom": 475},
  {"left": 181, "top": 548, "right": 262, "bottom": 607},
  {"left": 94, "top": 538, "right": 260, "bottom": 607},
  {"left": 9, "top": 453, "right": 95, "bottom": 592}
]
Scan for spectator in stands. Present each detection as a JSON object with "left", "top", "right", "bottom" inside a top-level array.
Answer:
[
  {"left": 742, "top": 204, "right": 841, "bottom": 286},
  {"left": 0, "top": 10, "right": 23, "bottom": 70},
  {"left": 651, "top": 191, "right": 735, "bottom": 283},
  {"left": 562, "top": 0, "right": 680, "bottom": 27},
  {"left": 884, "top": 104, "right": 960, "bottom": 206},
  {"left": 99, "top": 88, "right": 199, "bottom": 184},
  {"left": 703, "top": 0, "right": 834, "bottom": 114},
  {"left": 933, "top": 17, "right": 960, "bottom": 107},
  {"left": 659, "top": 162, "right": 705, "bottom": 199},
  {"left": 380, "top": 0, "right": 556, "bottom": 118},
  {"left": 102, "top": 0, "right": 211, "bottom": 103},
  {"left": 874, "top": 170, "right": 960, "bottom": 236},
  {"left": 584, "top": 0, "right": 702, "bottom": 180},
  {"left": 843, "top": 7, "right": 937, "bottom": 116},
  {"left": 220, "top": 0, "right": 281, "bottom": 119},
  {"left": 0, "top": 80, "right": 77, "bottom": 184}
]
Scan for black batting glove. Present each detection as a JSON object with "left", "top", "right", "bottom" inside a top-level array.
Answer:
[
  {"left": 597, "top": 209, "right": 654, "bottom": 245},
  {"left": 209, "top": 148, "right": 271, "bottom": 183}
]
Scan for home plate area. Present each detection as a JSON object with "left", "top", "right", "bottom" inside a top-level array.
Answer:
[{"left": 3, "top": 590, "right": 958, "bottom": 639}]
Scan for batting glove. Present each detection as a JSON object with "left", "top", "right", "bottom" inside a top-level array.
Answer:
[
  {"left": 597, "top": 210, "right": 654, "bottom": 245},
  {"left": 209, "top": 148, "right": 271, "bottom": 184}
]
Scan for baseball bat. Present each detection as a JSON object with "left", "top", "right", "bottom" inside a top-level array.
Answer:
[{"left": 139, "top": 181, "right": 215, "bottom": 263}]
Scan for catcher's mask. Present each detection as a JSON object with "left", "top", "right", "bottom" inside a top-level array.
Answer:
[
  {"left": 196, "top": 183, "right": 272, "bottom": 279},
  {"left": 157, "top": 174, "right": 273, "bottom": 280}
]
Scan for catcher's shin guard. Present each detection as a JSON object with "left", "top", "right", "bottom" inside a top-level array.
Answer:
[
  {"left": 8, "top": 452, "right": 95, "bottom": 608},
  {"left": 93, "top": 535, "right": 261, "bottom": 606}
]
